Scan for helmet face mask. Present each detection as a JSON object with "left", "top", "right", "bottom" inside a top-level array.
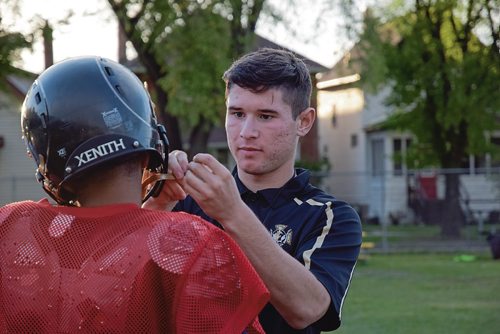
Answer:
[{"left": 21, "top": 56, "right": 168, "bottom": 205}]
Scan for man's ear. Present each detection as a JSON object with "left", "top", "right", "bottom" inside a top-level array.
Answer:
[{"left": 297, "top": 108, "right": 316, "bottom": 137}]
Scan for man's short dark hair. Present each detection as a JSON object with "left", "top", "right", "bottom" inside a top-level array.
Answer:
[{"left": 222, "top": 48, "right": 312, "bottom": 119}]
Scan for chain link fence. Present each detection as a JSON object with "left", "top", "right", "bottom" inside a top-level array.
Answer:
[
  {"left": 0, "top": 176, "right": 46, "bottom": 205},
  {"left": 3, "top": 169, "right": 500, "bottom": 223},
  {"left": 313, "top": 168, "right": 500, "bottom": 227},
  {"left": 2, "top": 170, "right": 499, "bottom": 255}
]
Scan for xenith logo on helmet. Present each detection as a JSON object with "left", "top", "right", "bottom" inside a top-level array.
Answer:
[{"left": 74, "top": 138, "right": 126, "bottom": 167}]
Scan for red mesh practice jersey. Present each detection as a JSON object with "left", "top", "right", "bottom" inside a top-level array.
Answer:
[{"left": 0, "top": 200, "right": 269, "bottom": 333}]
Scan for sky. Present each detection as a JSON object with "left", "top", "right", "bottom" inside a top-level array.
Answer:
[{"left": 2, "top": 0, "right": 357, "bottom": 74}]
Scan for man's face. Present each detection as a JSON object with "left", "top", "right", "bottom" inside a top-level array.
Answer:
[{"left": 225, "top": 85, "right": 299, "bottom": 176}]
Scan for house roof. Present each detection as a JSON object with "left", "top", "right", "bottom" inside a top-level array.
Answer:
[
  {"left": 252, "top": 34, "right": 329, "bottom": 74},
  {"left": 6, "top": 74, "right": 33, "bottom": 94},
  {"left": 316, "top": 14, "right": 401, "bottom": 88},
  {"left": 315, "top": 43, "right": 363, "bottom": 88},
  {"left": 1, "top": 68, "right": 36, "bottom": 101},
  {"left": 122, "top": 33, "right": 329, "bottom": 75}
]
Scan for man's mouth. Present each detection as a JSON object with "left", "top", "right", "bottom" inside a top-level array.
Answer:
[{"left": 239, "top": 146, "right": 260, "bottom": 152}]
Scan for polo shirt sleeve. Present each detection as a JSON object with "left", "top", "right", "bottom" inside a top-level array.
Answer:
[
  {"left": 172, "top": 200, "right": 186, "bottom": 212},
  {"left": 173, "top": 197, "right": 201, "bottom": 216},
  {"left": 172, "top": 197, "right": 206, "bottom": 218},
  {"left": 296, "top": 200, "right": 362, "bottom": 331}
]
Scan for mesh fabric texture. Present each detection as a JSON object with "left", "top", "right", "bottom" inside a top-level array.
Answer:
[{"left": 0, "top": 200, "right": 269, "bottom": 333}]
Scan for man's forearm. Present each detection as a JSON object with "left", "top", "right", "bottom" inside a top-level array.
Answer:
[{"left": 221, "top": 204, "right": 331, "bottom": 329}]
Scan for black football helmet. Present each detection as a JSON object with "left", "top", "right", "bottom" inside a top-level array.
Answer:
[{"left": 21, "top": 56, "right": 169, "bottom": 205}]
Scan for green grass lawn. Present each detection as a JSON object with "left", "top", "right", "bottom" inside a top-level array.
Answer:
[{"left": 326, "top": 253, "right": 500, "bottom": 334}]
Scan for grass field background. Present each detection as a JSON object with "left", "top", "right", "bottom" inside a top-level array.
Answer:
[{"left": 324, "top": 224, "right": 500, "bottom": 334}]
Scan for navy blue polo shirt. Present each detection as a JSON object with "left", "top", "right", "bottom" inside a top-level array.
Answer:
[{"left": 173, "top": 168, "right": 362, "bottom": 334}]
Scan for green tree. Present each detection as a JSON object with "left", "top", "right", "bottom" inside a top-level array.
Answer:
[
  {"left": 349, "top": 0, "right": 500, "bottom": 237},
  {"left": 0, "top": 0, "right": 31, "bottom": 79},
  {"left": 108, "top": 0, "right": 183, "bottom": 150},
  {"left": 161, "top": 8, "right": 231, "bottom": 156},
  {"left": 107, "top": 0, "right": 265, "bottom": 155}
]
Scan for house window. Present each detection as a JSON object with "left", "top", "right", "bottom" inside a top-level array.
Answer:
[
  {"left": 331, "top": 105, "right": 337, "bottom": 127},
  {"left": 469, "top": 154, "right": 485, "bottom": 173},
  {"left": 393, "top": 137, "right": 412, "bottom": 175},
  {"left": 393, "top": 139, "right": 402, "bottom": 175},
  {"left": 466, "top": 136, "right": 500, "bottom": 173},
  {"left": 351, "top": 134, "right": 358, "bottom": 147},
  {"left": 371, "top": 139, "right": 384, "bottom": 176},
  {"left": 491, "top": 137, "right": 500, "bottom": 168}
]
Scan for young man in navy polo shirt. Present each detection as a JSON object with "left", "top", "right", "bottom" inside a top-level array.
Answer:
[{"left": 147, "top": 48, "right": 362, "bottom": 333}]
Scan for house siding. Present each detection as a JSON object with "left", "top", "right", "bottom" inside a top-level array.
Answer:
[
  {"left": 316, "top": 76, "right": 499, "bottom": 224},
  {"left": 317, "top": 86, "right": 368, "bottom": 206},
  {"left": 0, "top": 91, "right": 46, "bottom": 205}
]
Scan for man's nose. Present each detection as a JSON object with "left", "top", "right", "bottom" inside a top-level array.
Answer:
[{"left": 240, "top": 118, "right": 258, "bottom": 138}]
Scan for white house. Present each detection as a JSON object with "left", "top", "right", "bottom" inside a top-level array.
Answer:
[
  {"left": 315, "top": 51, "right": 500, "bottom": 225},
  {"left": 0, "top": 71, "right": 47, "bottom": 205}
]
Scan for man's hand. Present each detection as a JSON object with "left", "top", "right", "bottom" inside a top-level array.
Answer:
[
  {"left": 168, "top": 150, "right": 190, "bottom": 179},
  {"left": 182, "top": 153, "right": 244, "bottom": 224},
  {"left": 142, "top": 150, "right": 189, "bottom": 211}
]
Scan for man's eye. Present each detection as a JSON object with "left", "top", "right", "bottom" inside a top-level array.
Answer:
[
  {"left": 260, "top": 114, "right": 273, "bottom": 120},
  {"left": 230, "top": 111, "right": 244, "bottom": 118}
]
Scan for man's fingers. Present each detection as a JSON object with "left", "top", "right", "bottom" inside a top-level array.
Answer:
[
  {"left": 192, "top": 153, "right": 228, "bottom": 177},
  {"left": 182, "top": 169, "right": 207, "bottom": 201},
  {"left": 142, "top": 180, "right": 186, "bottom": 211},
  {"left": 186, "top": 160, "right": 214, "bottom": 182},
  {"left": 184, "top": 163, "right": 212, "bottom": 192},
  {"left": 168, "top": 150, "right": 189, "bottom": 179},
  {"left": 163, "top": 180, "right": 187, "bottom": 200}
]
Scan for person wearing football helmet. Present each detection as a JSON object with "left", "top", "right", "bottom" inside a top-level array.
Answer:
[
  {"left": 0, "top": 56, "right": 269, "bottom": 332},
  {"left": 21, "top": 56, "right": 169, "bottom": 205}
]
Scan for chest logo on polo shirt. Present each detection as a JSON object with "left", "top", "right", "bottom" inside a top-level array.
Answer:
[{"left": 270, "top": 224, "right": 292, "bottom": 247}]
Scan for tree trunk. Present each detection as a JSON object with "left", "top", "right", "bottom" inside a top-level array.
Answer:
[
  {"left": 109, "top": 1, "right": 183, "bottom": 151},
  {"left": 441, "top": 173, "right": 463, "bottom": 238},
  {"left": 187, "top": 120, "right": 213, "bottom": 159},
  {"left": 154, "top": 86, "right": 183, "bottom": 151}
]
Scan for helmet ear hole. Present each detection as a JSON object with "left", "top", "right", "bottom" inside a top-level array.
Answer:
[{"left": 104, "top": 66, "right": 114, "bottom": 76}]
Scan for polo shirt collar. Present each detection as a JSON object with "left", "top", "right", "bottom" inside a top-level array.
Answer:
[{"left": 233, "top": 168, "right": 311, "bottom": 206}]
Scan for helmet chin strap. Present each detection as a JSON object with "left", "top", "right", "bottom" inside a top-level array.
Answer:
[
  {"left": 35, "top": 154, "right": 77, "bottom": 206},
  {"left": 141, "top": 170, "right": 175, "bottom": 201},
  {"left": 141, "top": 124, "right": 170, "bottom": 203}
]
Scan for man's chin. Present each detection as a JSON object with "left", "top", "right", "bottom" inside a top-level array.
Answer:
[{"left": 238, "top": 164, "right": 264, "bottom": 176}]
